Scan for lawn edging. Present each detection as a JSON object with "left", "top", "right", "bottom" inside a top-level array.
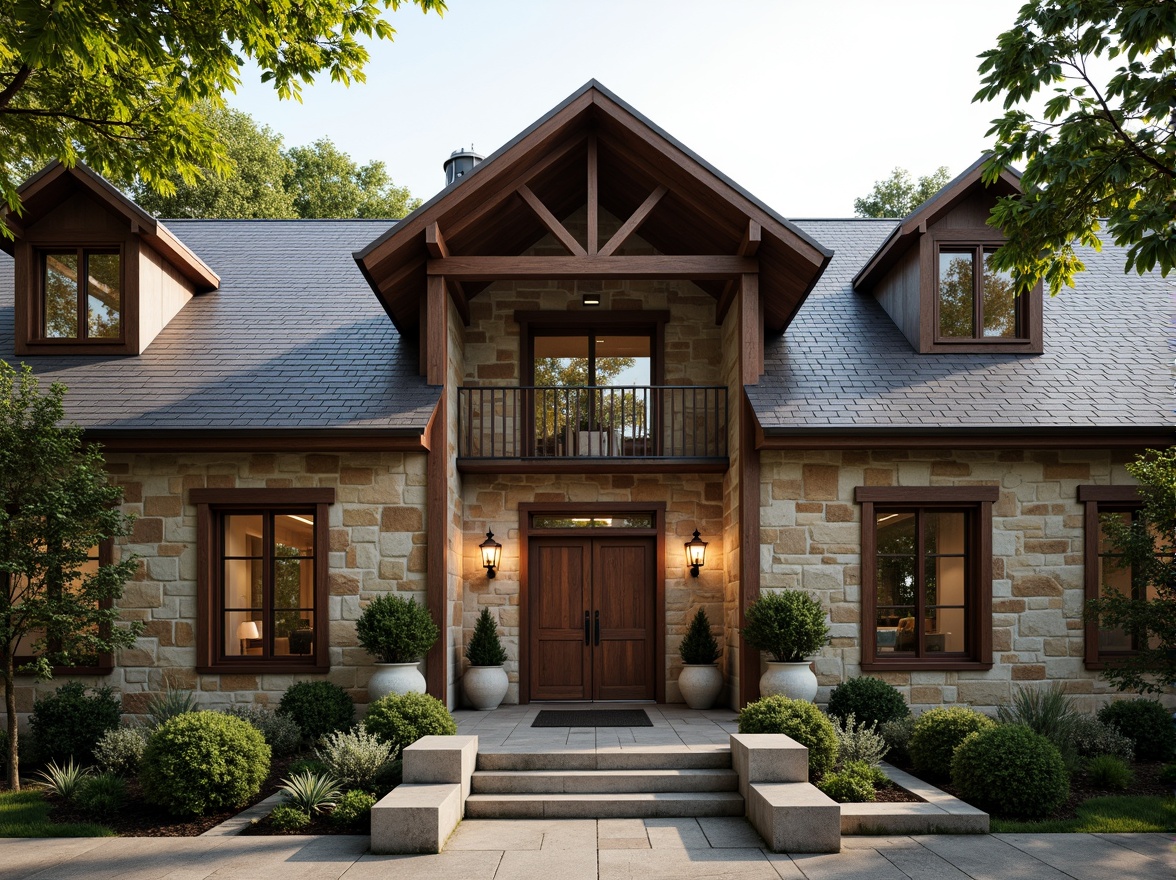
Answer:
[{"left": 839, "top": 763, "right": 989, "bottom": 835}]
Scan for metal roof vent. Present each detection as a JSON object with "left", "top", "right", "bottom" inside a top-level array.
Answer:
[{"left": 443, "top": 147, "right": 484, "bottom": 186}]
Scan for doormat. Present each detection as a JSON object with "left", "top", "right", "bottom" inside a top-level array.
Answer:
[{"left": 532, "top": 709, "right": 653, "bottom": 728}]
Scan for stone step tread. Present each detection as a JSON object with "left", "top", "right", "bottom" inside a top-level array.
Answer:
[
  {"left": 471, "top": 768, "right": 738, "bottom": 794},
  {"left": 465, "top": 791, "right": 745, "bottom": 819},
  {"left": 476, "top": 750, "right": 731, "bottom": 771}
]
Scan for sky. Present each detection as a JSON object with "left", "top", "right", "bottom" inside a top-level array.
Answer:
[{"left": 229, "top": 0, "right": 1030, "bottom": 218}]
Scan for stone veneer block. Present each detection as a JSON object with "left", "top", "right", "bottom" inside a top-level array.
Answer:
[
  {"left": 403, "top": 735, "right": 479, "bottom": 800},
  {"left": 747, "top": 782, "right": 841, "bottom": 853},
  {"left": 370, "top": 783, "right": 462, "bottom": 854},
  {"left": 838, "top": 762, "right": 988, "bottom": 835},
  {"left": 729, "top": 733, "right": 808, "bottom": 800}
]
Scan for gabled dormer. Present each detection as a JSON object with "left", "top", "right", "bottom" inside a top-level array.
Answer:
[
  {"left": 852, "top": 157, "right": 1042, "bottom": 355},
  {"left": 1, "top": 161, "right": 219, "bottom": 356}
]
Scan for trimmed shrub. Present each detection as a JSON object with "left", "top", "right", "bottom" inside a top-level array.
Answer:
[
  {"left": 277, "top": 681, "right": 355, "bottom": 742},
  {"left": 1098, "top": 699, "right": 1176, "bottom": 762},
  {"left": 880, "top": 715, "right": 915, "bottom": 767},
  {"left": 679, "top": 608, "right": 720, "bottom": 665},
  {"left": 1068, "top": 715, "right": 1134, "bottom": 763},
  {"left": 817, "top": 760, "right": 880, "bottom": 803},
  {"left": 317, "top": 722, "right": 395, "bottom": 790},
  {"left": 951, "top": 725, "right": 1069, "bottom": 819},
  {"left": 29, "top": 681, "right": 120, "bottom": 766},
  {"left": 139, "top": 711, "right": 271, "bottom": 816},
  {"left": 737, "top": 696, "right": 838, "bottom": 779},
  {"left": 465, "top": 607, "right": 508, "bottom": 667},
  {"left": 364, "top": 692, "right": 457, "bottom": 755},
  {"left": 331, "top": 789, "right": 377, "bottom": 827},
  {"left": 288, "top": 757, "right": 331, "bottom": 777},
  {"left": 224, "top": 705, "right": 302, "bottom": 758},
  {"left": 741, "top": 591, "right": 829, "bottom": 662},
  {"left": 75, "top": 772, "right": 128, "bottom": 816},
  {"left": 94, "top": 727, "right": 148, "bottom": 776},
  {"left": 909, "top": 706, "right": 997, "bottom": 782},
  {"left": 827, "top": 677, "right": 910, "bottom": 730},
  {"left": 270, "top": 804, "right": 310, "bottom": 831},
  {"left": 355, "top": 594, "right": 439, "bottom": 664},
  {"left": 1083, "top": 754, "right": 1133, "bottom": 791},
  {"left": 831, "top": 713, "right": 888, "bottom": 766}
]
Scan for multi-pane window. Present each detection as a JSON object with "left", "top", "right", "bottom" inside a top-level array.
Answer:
[
  {"left": 41, "top": 249, "right": 122, "bottom": 340},
  {"left": 936, "top": 246, "right": 1021, "bottom": 340},
  {"left": 857, "top": 486, "right": 996, "bottom": 670}
]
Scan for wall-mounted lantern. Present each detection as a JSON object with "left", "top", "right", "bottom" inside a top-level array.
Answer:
[
  {"left": 684, "top": 530, "right": 708, "bottom": 578},
  {"left": 479, "top": 530, "right": 502, "bottom": 579}
]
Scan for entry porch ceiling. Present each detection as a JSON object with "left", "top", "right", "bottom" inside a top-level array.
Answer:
[{"left": 355, "top": 81, "right": 830, "bottom": 336}]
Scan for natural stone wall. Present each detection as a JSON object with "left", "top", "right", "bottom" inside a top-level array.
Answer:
[
  {"left": 11, "top": 451, "right": 429, "bottom": 719},
  {"left": 458, "top": 472, "right": 726, "bottom": 705},
  {"left": 759, "top": 448, "right": 1174, "bottom": 713}
]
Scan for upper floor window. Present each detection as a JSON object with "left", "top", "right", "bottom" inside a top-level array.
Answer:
[
  {"left": 41, "top": 248, "right": 122, "bottom": 341},
  {"left": 936, "top": 245, "right": 1023, "bottom": 342}
]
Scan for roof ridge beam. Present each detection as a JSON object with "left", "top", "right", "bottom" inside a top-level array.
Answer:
[
  {"left": 598, "top": 185, "right": 667, "bottom": 258},
  {"left": 517, "top": 184, "right": 586, "bottom": 256}
]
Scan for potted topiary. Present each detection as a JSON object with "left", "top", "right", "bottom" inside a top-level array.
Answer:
[
  {"left": 356, "top": 594, "right": 440, "bottom": 700},
  {"left": 677, "top": 608, "right": 723, "bottom": 709},
  {"left": 462, "top": 607, "right": 509, "bottom": 710},
  {"left": 741, "top": 590, "right": 829, "bottom": 701}
]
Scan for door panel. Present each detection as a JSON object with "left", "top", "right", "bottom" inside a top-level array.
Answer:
[
  {"left": 593, "top": 540, "right": 656, "bottom": 700},
  {"left": 530, "top": 540, "right": 592, "bottom": 700}
]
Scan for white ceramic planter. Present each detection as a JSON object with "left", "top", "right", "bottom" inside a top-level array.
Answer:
[
  {"left": 368, "top": 661, "right": 426, "bottom": 701},
  {"left": 678, "top": 664, "right": 723, "bottom": 709},
  {"left": 759, "top": 660, "right": 818, "bottom": 702},
  {"left": 463, "top": 665, "right": 509, "bottom": 710}
]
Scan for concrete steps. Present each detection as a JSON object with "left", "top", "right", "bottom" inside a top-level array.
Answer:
[{"left": 467, "top": 749, "right": 742, "bottom": 819}]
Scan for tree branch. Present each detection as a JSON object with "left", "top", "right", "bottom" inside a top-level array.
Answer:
[{"left": 0, "top": 65, "right": 31, "bottom": 113}]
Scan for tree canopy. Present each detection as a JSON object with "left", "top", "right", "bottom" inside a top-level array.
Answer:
[
  {"left": 0, "top": 361, "right": 141, "bottom": 788},
  {"left": 853, "top": 166, "right": 952, "bottom": 218},
  {"left": 0, "top": 0, "right": 445, "bottom": 229},
  {"left": 975, "top": 1, "right": 1176, "bottom": 295}
]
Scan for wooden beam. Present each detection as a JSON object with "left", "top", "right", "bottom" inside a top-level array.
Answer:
[
  {"left": 598, "top": 185, "right": 667, "bottom": 258},
  {"left": 425, "top": 392, "right": 448, "bottom": 703},
  {"left": 444, "top": 277, "right": 471, "bottom": 326},
  {"left": 715, "top": 279, "right": 737, "bottom": 325},
  {"left": 739, "top": 220, "right": 761, "bottom": 257},
  {"left": 426, "top": 274, "right": 447, "bottom": 386},
  {"left": 740, "top": 273, "right": 761, "bottom": 387},
  {"left": 738, "top": 395, "right": 761, "bottom": 709},
  {"left": 425, "top": 222, "right": 450, "bottom": 259},
  {"left": 427, "top": 255, "right": 757, "bottom": 281},
  {"left": 587, "top": 134, "right": 599, "bottom": 255},
  {"left": 516, "top": 184, "right": 586, "bottom": 257}
]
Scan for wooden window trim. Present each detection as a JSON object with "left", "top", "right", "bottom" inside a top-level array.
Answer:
[
  {"left": 855, "top": 485, "right": 996, "bottom": 672},
  {"left": 192, "top": 488, "right": 334, "bottom": 674},
  {"left": 1078, "top": 484, "right": 1142, "bottom": 670}
]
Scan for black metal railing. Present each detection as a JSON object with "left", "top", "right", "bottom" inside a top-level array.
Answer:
[{"left": 457, "top": 385, "right": 728, "bottom": 460}]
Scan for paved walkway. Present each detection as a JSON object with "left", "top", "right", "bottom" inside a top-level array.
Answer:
[{"left": 4, "top": 820, "right": 1174, "bottom": 879}]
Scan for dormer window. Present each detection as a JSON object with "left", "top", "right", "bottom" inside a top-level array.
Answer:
[
  {"left": 936, "top": 245, "right": 1023, "bottom": 342},
  {"left": 42, "top": 248, "right": 122, "bottom": 341}
]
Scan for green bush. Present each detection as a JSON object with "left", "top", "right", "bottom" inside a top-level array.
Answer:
[
  {"left": 1098, "top": 699, "right": 1176, "bottom": 762},
  {"left": 30, "top": 681, "right": 120, "bottom": 766},
  {"left": 93, "top": 727, "right": 148, "bottom": 776},
  {"left": 1084, "top": 755, "right": 1133, "bottom": 791},
  {"left": 997, "top": 684, "right": 1080, "bottom": 765},
  {"left": 75, "top": 772, "right": 128, "bottom": 816},
  {"left": 817, "top": 760, "right": 880, "bottom": 803},
  {"left": 317, "top": 722, "right": 394, "bottom": 789},
  {"left": 1158, "top": 763, "right": 1176, "bottom": 786},
  {"left": 465, "top": 607, "right": 508, "bottom": 666},
  {"left": 880, "top": 715, "right": 915, "bottom": 766},
  {"left": 737, "top": 696, "right": 838, "bottom": 779},
  {"left": 364, "top": 692, "right": 456, "bottom": 755},
  {"left": 331, "top": 789, "right": 377, "bottom": 827},
  {"left": 831, "top": 713, "right": 888, "bottom": 766},
  {"left": 1068, "top": 715, "right": 1135, "bottom": 763},
  {"left": 277, "top": 681, "right": 355, "bottom": 742},
  {"left": 224, "top": 705, "right": 302, "bottom": 758},
  {"left": 356, "top": 594, "right": 439, "bottom": 664},
  {"left": 139, "top": 711, "right": 271, "bottom": 816},
  {"left": 909, "top": 706, "right": 997, "bottom": 782},
  {"left": 741, "top": 591, "right": 829, "bottom": 662},
  {"left": 269, "top": 803, "right": 310, "bottom": 831},
  {"left": 679, "top": 608, "right": 720, "bottom": 665},
  {"left": 827, "top": 677, "right": 910, "bottom": 730},
  {"left": 287, "top": 757, "right": 331, "bottom": 777},
  {"left": 951, "top": 725, "right": 1069, "bottom": 819}
]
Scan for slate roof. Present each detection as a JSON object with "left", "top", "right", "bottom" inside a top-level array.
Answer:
[
  {"left": 750, "top": 219, "right": 1175, "bottom": 434},
  {"left": 0, "top": 220, "right": 438, "bottom": 436}
]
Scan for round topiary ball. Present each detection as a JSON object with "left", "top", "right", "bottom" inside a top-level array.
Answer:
[
  {"left": 826, "top": 677, "right": 910, "bottom": 730},
  {"left": 364, "top": 692, "right": 457, "bottom": 755},
  {"left": 1098, "top": 699, "right": 1176, "bottom": 763},
  {"left": 909, "top": 706, "right": 997, "bottom": 782},
  {"left": 277, "top": 681, "right": 356, "bottom": 742},
  {"left": 737, "top": 695, "right": 839, "bottom": 779},
  {"left": 139, "top": 710, "right": 271, "bottom": 816},
  {"left": 952, "top": 725, "right": 1070, "bottom": 819}
]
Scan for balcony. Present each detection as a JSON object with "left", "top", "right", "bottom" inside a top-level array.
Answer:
[{"left": 457, "top": 385, "right": 728, "bottom": 472}]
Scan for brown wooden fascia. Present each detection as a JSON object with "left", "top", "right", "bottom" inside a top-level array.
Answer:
[{"left": 425, "top": 254, "right": 757, "bottom": 281}]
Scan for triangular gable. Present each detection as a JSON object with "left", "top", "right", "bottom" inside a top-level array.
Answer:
[
  {"left": 355, "top": 81, "right": 831, "bottom": 335},
  {"left": 852, "top": 155, "right": 1022, "bottom": 293}
]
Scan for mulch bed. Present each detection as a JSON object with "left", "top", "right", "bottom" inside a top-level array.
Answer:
[
  {"left": 875, "top": 781, "right": 924, "bottom": 803},
  {"left": 240, "top": 813, "right": 364, "bottom": 836}
]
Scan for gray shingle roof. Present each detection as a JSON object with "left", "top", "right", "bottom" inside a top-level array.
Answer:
[
  {"left": 750, "top": 219, "right": 1174, "bottom": 432},
  {"left": 0, "top": 220, "right": 437, "bottom": 435}
]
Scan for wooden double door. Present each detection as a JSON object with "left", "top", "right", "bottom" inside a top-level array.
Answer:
[{"left": 529, "top": 537, "right": 656, "bottom": 701}]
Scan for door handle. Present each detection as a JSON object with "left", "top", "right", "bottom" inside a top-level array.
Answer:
[
  {"left": 594, "top": 609, "right": 601, "bottom": 646},
  {"left": 584, "top": 610, "right": 591, "bottom": 646}
]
